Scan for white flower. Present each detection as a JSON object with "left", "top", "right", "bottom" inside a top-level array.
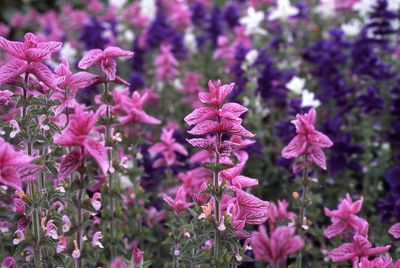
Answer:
[
  {"left": 353, "top": 0, "right": 377, "bottom": 17},
  {"left": 240, "top": 7, "right": 267, "bottom": 36},
  {"left": 60, "top": 42, "right": 77, "bottom": 61},
  {"left": 120, "top": 175, "right": 134, "bottom": 189},
  {"left": 246, "top": 49, "right": 259, "bottom": 64},
  {"left": 184, "top": 28, "right": 197, "bottom": 53},
  {"left": 301, "top": 90, "right": 321, "bottom": 108},
  {"left": 315, "top": 0, "right": 336, "bottom": 17},
  {"left": 140, "top": 0, "right": 156, "bottom": 22},
  {"left": 286, "top": 76, "right": 305, "bottom": 95},
  {"left": 341, "top": 19, "right": 362, "bottom": 36},
  {"left": 268, "top": 0, "right": 299, "bottom": 21},
  {"left": 110, "top": 0, "right": 126, "bottom": 9},
  {"left": 124, "top": 30, "right": 135, "bottom": 42}
]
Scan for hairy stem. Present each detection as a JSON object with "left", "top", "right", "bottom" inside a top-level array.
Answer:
[
  {"left": 104, "top": 82, "right": 117, "bottom": 259},
  {"left": 213, "top": 133, "right": 222, "bottom": 268},
  {"left": 296, "top": 155, "right": 309, "bottom": 268}
]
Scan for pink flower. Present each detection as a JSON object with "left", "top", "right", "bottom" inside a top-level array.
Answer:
[
  {"left": 92, "top": 231, "right": 104, "bottom": 248},
  {"left": 328, "top": 235, "right": 390, "bottom": 264},
  {"left": 91, "top": 192, "right": 102, "bottom": 212},
  {"left": 268, "top": 200, "right": 296, "bottom": 231},
  {"left": 0, "top": 32, "right": 61, "bottom": 62},
  {"left": 251, "top": 225, "right": 304, "bottom": 268},
  {"left": 163, "top": 186, "right": 193, "bottom": 215},
  {"left": 324, "top": 193, "right": 367, "bottom": 239},
  {"left": 220, "top": 152, "right": 259, "bottom": 188},
  {"left": 185, "top": 80, "right": 254, "bottom": 137},
  {"left": 72, "top": 240, "right": 80, "bottom": 259},
  {"left": 114, "top": 89, "right": 161, "bottom": 126},
  {"left": 0, "top": 90, "right": 13, "bottom": 105},
  {"left": 55, "top": 58, "right": 98, "bottom": 90},
  {"left": 181, "top": 72, "right": 203, "bottom": 108},
  {"left": 0, "top": 138, "right": 33, "bottom": 190},
  {"left": 355, "top": 256, "right": 400, "bottom": 268},
  {"left": 148, "top": 127, "right": 188, "bottom": 167},
  {"left": 46, "top": 220, "right": 58, "bottom": 240},
  {"left": 12, "top": 229, "right": 24, "bottom": 245},
  {"left": 282, "top": 108, "right": 333, "bottom": 170},
  {"left": 62, "top": 215, "right": 71, "bottom": 233},
  {"left": 56, "top": 236, "right": 68, "bottom": 253},
  {"left": 1, "top": 256, "right": 15, "bottom": 268},
  {"left": 154, "top": 43, "right": 179, "bottom": 82},
  {"left": 108, "top": 257, "right": 126, "bottom": 268},
  {"left": 389, "top": 223, "right": 400, "bottom": 239},
  {"left": 54, "top": 106, "right": 109, "bottom": 175},
  {"left": 78, "top": 47, "right": 134, "bottom": 81},
  {"left": 131, "top": 246, "right": 144, "bottom": 268},
  {"left": 0, "top": 32, "right": 61, "bottom": 88}
]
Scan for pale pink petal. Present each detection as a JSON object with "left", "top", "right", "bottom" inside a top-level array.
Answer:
[
  {"left": 16, "top": 164, "right": 41, "bottom": 183},
  {"left": 69, "top": 72, "right": 98, "bottom": 89},
  {"left": 25, "top": 48, "right": 51, "bottom": 62},
  {"left": 58, "top": 150, "right": 83, "bottom": 181},
  {"left": 172, "top": 143, "right": 188, "bottom": 156},
  {"left": 221, "top": 103, "right": 248, "bottom": 117},
  {"left": 186, "top": 138, "right": 215, "bottom": 151},
  {"left": 0, "top": 37, "right": 25, "bottom": 59},
  {"left": 184, "top": 107, "right": 216, "bottom": 126},
  {"left": 37, "top": 41, "right": 63, "bottom": 53},
  {"left": 282, "top": 135, "right": 307, "bottom": 159},
  {"left": 323, "top": 219, "right": 347, "bottom": 239},
  {"left": 148, "top": 143, "right": 165, "bottom": 157},
  {"left": 389, "top": 223, "right": 400, "bottom": 239},
  {"left": 103, "top": 46, "right": 134, "bottom": 58},
  {"left": 308, "top": 131, "right": 333, "bottom": 148},
  {"left": 0, "top": 59, "right": 28, "bottom": 84},
  {"left": 78, "top": 49, "right": 103, "bottom": 69},
  {"left": 28, "top": 62, "right": 59, "bottom": 89},
  {"left": 84, "top": 139, "right": 109, "bottom": 175},
  {"left": 0, "top": 167, "right": 22, "bottom": 190},
  {"left": 188, "top": 120, "right": 219, "bottom": 135},
  {"left": 101, "top": 58, "right": 117, "bottom": 80},
  {"left": 308, "top": 145, "right": 327, "bottom": 170},
  {"left": 328, "top": 243, "right": 356, "bottom": 262}
]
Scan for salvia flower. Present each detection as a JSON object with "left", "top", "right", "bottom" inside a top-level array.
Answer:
[
  {"left": 324, "top": 193, "right": 367, "bottom": 239},
  {"left": 148, "top": 127, "right": 188, "bottom": 167},
  {"left": 163, "top": 186, "right": 192, "bottom": 215},
  {"left": 54, "top": 105, "right": 109, "bottom": 175},
  {"left": 131, "top": 246, "right": 144, "bottom": 268},
  {"left": 251, "top": 225, "right": 304, "bottom": 268},
  {"left": 91, "top": 192, "right": 102, "bottom": 212},
  {"left": 328, "top": 235, "right": 390, "bottom": 265},
  {"left": 78, "top": 46, "right": 133, "bottom": 80},
  {"left": 62, "top": 215, "right": 71, "bottom": 233},
  {"left": 389, "top": 223, "right": 400, "bottom": 239},
  {"left": 184, "top": 80, "right": 254, "bottom": 137},
  {"left": 282, "top": 108, "right": 333, "bottom": 170},
  {"left": 0, "top": 32, "right": 61, "bottom": 88},
  {"left": 154, "top": 43, "right": 179, "bottom": 83}
]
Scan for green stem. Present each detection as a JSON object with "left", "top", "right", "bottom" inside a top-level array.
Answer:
[
  {"left": 30, "top": 181, "right": 42, "bottom": 268},
  {"left": 74, "top": 187, "right": 83, "bottom": 268},
  {"left": 104, "top": 82, "right": 117, "bottom": 259},
  {"left": 213, "top": 133, "right": 222, "bottom": 268},
  {"left": 296, "top": 156, "right": 309, "bottom": 268}
]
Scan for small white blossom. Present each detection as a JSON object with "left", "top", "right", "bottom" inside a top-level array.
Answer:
[
  {"left": 301, "top": 90, "right": 321, "bottom": 108},
  {"left": 240, "top": 7, "right": 267, "bottom": 36},
  {"left": 286, "top": 76, "right": 306, "bottom": 95},
  {"left": 268, "top": 0, "right": 299, "bottom": 21}
]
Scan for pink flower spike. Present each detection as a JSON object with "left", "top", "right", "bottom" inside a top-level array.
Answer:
[
  {"left": 154, "top": 43, "right": 179, "bottom": 82},
  {"left": 78, "top": 47, "right": 133, "bottom": 81},
  {"left": 282, "top": 108, "right": 333, "bottom": 170}
]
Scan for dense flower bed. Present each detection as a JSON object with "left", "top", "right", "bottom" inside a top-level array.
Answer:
[{"left": 0, "top": 0, "right": 400, "bottom": 267}]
